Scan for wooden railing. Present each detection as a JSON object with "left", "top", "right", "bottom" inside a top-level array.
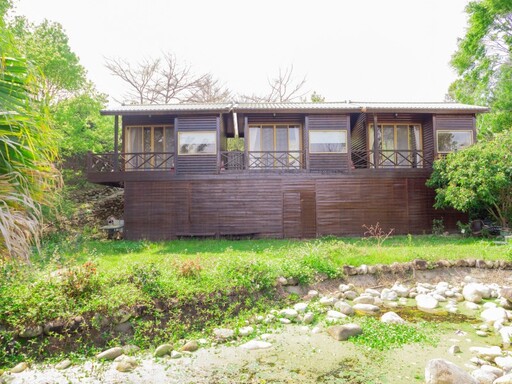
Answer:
[
  {"left": 220, "top": 151, "right": 305, "bottom": 171},
  {"left": 88, "top": 152, "right": 175, "bottom": 172},
  {"left": 352, "top": 150, "right": 433, "bottom": 169}
]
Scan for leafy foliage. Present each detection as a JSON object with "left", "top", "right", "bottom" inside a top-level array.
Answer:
[
  {"left": 449, "top": 0, "right": 512, "bottom": 136},
  {"left": 427, "top": 131, "right": 512, "bottom": 227}
]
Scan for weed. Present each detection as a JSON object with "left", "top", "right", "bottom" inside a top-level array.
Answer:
[
  {"left": 60, "top": 261, "right": 98, "bottom": 299},
  {"left": 432, "top": 219, "right": 445, "bottom": 235},
  {"left": 175, "top": 258, "right": 202, "bottom": 278},
  {"left": 362, "top": 223, "right": 394, "bottom": 248}
]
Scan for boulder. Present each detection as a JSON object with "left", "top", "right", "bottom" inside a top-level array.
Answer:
[
  {"left": 499, "top": 326, "right": 512, "bottom": 348},
  {"left": 469, "top": 346, "right": 502, "bottom": 360},
  {"left": 463, "top": 283, "right": 491, "bottom": 303},
  {"left": 97, "top": 347, "right": 123, "bottom": 360},
  {"left": 495, "top": 356, "right": 512, "bottom": 371},
  {"left": 416, "top": 294, "right": 439, "bottom": 311},
  {"left": 380, "top": 311, "right": 405, "bottom": 324},
  {"left": 380, "top": 289, "right": 398, "bottom": 301},
  {"left": 327, "top": 324, "right": 363, "bottom": 341},
  {"left": 353, "top": 296, "right": 375, "bottom": 305},
  {"left": 353, "top": 303, "right": 380, "bottom": 315},
  {"left": 154, "top": 343, "right": 173, "bottom": 357},
  {"left": 425, "top": 359, "right": 477, "bottom": 384},
  {"left": 294, "top": 303, "right": 308, "bottom": 313},
  {"left": 319, "top": 297, "right": 337, "bottom": 306},
  {"left": 500, "top": 287, "right": 512, "bottom": 302},
  {"left": 334, "top": 301, "right": 355, "bottom": 316},
  {"left": 326, "top": 310, "right": 347, "bottom": 319},
  {"left": 392, "top": 283, "right": 410, "bottom": 297},
  {"left": 494, "top": 373, "right": 512, "bottom": 383},
  {"left": 302, "top": 312, "right": 314, "bottom": 324},
  {"left": 481, "top": 307, "right": 508, "bottom": 324},
  {"left": 115, "top": 356, "right": 138, "bottom": 372},
  {"left": 279, "top": 308, "right": 298, "bottom": 319},
  {"left": 180, "top": 340, "right": 199, "bottom": 352},
  {"left": 471, "top": 368, "right": 499, "bottom": 384},
  {"left": 343, "top": 291, "right": 358, "bottom": 300}
]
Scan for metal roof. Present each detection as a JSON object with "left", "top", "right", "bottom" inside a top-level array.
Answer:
[{"left": 101, "top": 101, "right": 489, "bottom": 115}]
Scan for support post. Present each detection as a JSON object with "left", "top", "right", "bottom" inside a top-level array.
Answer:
[
  {"left": 373, "top": 113, "right": 379, "bottom": 169},
  {"left": 114, "top": 115, "right": 119, "bottom": 172}
]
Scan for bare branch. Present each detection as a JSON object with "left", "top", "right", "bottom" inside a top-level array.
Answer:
[{"left": 188, "top": 74, "right": 232, "bottom": 103}]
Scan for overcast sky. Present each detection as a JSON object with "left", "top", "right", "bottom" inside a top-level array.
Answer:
[{"left": 11, "top": 0, "right": 471, "bottom": 104}]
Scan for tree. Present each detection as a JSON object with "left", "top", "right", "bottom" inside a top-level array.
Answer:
[
  {"left": 449, "top": 0, "right": 512, "bottom": 137},
  {"left": 240, "top": 65, "right": 308, "bottom": 102},
  {"left": 310, "top": 91, "right": 325, "bottom": 103},
  {"left": 9, "top": 17, "right": 86, "bottom": 103},
  {"left": 0, "top": 9, "right": 60, "bottom": 260},
  {"left": 426, "top": 131, "right": 512, "bottom": 228},
  {"left": 52, "top": 84, "right": 113, "bottom": 157},
  {"left": 105, "top": 52, "right": 229, "bottom": 104}
]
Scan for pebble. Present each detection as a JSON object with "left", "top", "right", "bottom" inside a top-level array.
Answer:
[
  {"left": 10, "top": 363, "right": 28, "bottom": 374},
  {"left": 97, "top": 347, "right": 123, "bottom": 360},
  {"left": 240, "top": 340, "right": 272, "bottom": 350},
  {"left": 55, "top": 359, "right": 72, "bottom": 370},
  {"left": 154, "top": 344, "right": 173, "bottom": 357},
  {"left": 180, "top": 340, "right": 199, "bottom": 352}
]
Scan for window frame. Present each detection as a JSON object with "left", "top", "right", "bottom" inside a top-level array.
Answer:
[
  {"left": 436, "top": 130, "right": 474, "bottom": 154},
  {"left": 308, "top": 129, "right": 348, "bottom": 154},
  {"left": 125, "top": 125, "right": 175, "bottom": 153},
  {"left": 177, "top": 131, "right": 217, "bottom": 156},
  {"left": 368, "top": 123, "right": 423, "bottom": 152},
  {"left": 247, "top": 123, "right": 303, "bottom": 152}
]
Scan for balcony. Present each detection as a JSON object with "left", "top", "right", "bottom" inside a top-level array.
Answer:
[
  {"left": 352, "top": 150, "right": 434, "bottom": 169},
  {"left": 220, "top": 151, "right": 305, "bottom": 172}
]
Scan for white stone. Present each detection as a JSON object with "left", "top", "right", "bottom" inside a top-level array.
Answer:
[
  {"left": 432, "top": 293, "right": 447, "bottom": 302},
  {"left": 353, "top": 303, "right": 380, "bottom": 315},
  {"left": 466, "top": 302, "right": 480, "bottom": 310},
  {"left": 476, "top": 330, "right": 488, "bottom": 337},
  {"left": 97, "top": 347, "right": 124, "bottom": 360},
  {"left": 391, "top": 283, "right": 410, "bottom": 297},
  {"left": 494, "top": 373, "right": 512, "bottom": 383},
  {"left": 425, "top": 359, "right": 478, "bottom": 384},
  {"left": 302, "top": 312, "right": 314, "bottom": 324},
  {"left": 495, "top": 356, "right": 512, "bottom": 371},
  {"left": 481, "top": 307, "right": 508, "bottom": 324},
  {"left": 308, "top": 290, "right": 319, "bottom": 297},
  {"left": 55, "top": 359, "right": 72, "bottom": 370},
  {"left": 280, "top": 308, "right": 299, "bottom": 319},
  {"left": 471, "top": 368, "right": 499, "bottom": 384},
  {"left": 380, "top": 311, "right": 406, "bottom": 324},
  {"left": 500, "top": 326, "right": 512, "bottom": 348},
  {"left": 353, "top": 295, "right": 375, "bottom": 305},
  {"left": 365, "top": 288, "right": 381, "bottom": 297},
  {"left": 416, "top": 294, "right": 439, "bottom": 310},
  {"left": 483, "top": 302, "right": 497, "bottom": 309},
  {"left": 213, "top": 328, "right": 235, "bottom": 340},
  {"left": 469, "top": 346, "right": 502, "bottom": 360},
  {"left": 311, "top": 326, "right": 322, "bottom": 334},
  {"left": 279, "top": 318, "right": 291, "bottom": 324},
  {"left": 463, "top": 283, "right": 491, "bottom": 303},
  {"left": 380, "top": 289, "right": 398, "bottom": 301},
  {"left": 448, "top": 345, "right": 461, "bottom": 354},
  {"left": 294, "top": 303, "right": 308, "bottom": 313},
  {"left": 334, "top": 301, "right": 355, "bottom": 316},
  {"left": 338, "top": 284, "right": 352, "bottom": 293},
  {"left": 343, "top": 291, "right": 358, "bottom": 300},
  {"left": 240, "top": 340, "right": 272, "bottom": 350},
  {"left": 239, "top": 326, "right": 254, "bottom": 336},
  {"left": 327, "top": 310, "right": 347, "bottom": 319},
  {"left": 480, "top": 364, "right": 504, "bottom": 377},
  {"left": 319, "top": 297, "right": 337, "bottom": 306},
  {"left": 170, "top": 351, "right": 182, "bottom": 359}
]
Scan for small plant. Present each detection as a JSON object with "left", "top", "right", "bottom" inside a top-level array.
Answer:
[
  {"left": 432, "top": 218, "right": 445, "bottom": 235},
  {"left": 60, "top": 260, "right": 98, "bottom": 298},
  {"left": 362, "top": 223, "right": 394, "bottom": 248},
  {"left": 130, "top": 263, "right": 162, "bottom": 297},
  {"left": 175, "top": 258, "right": 202, "bottom": 278}
]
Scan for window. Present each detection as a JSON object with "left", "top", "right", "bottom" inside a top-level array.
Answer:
[
  {"left": 437, "top": 130, "right": 473, "bottom": 153},
  {"left": 125, "top": 125, "right": 174, "bottom": 169},
  {"left": 178, "top": 131, "right": 216, "bottom": 155},
  {"left": 309, "top": 130, "right": 347, "bottom": 153},
  {"left": 247, "top": 124, "right": 302, "bottom": 169},
  {"left": 369, "top": 124, "right": 423, "bottom": 167}
]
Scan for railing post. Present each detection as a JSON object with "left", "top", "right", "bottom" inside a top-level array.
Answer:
[
  {"left": 373, "top": 114, "right": 379, "bottom": 169},
  {"left": 114, "top": 115, "right": 119, "bottom": 172}
]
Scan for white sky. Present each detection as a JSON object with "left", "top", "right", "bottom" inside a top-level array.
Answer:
[{"left": 11, "top": 0, "right": 470, "bottom": 104}]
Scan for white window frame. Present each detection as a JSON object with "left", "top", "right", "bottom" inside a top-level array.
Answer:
[{"left": 309, "top": 130, "right": 348, "bottom": 154}]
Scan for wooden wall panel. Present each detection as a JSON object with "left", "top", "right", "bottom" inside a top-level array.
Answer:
[
  {"left": 123, "top": 172, "right": 459, "bottom": 240},
  {"left": 422, "top": 116, "right": 435, "bottom": 165},
  {"left": 307, "top": 115, "right": 350, "bottom": 172},
  {"left": 435, "top": 115, "right": 475, "bottom": 130}
]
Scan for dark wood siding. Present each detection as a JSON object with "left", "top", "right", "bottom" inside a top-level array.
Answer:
[
  {"left": 422, "top": 116, "right": 435, "bottom": 165},
  {"left": 433, "top": 114, "right": 476, "bottom": 157},
  {"left": 175, "top": 116, "right": 218, "bottom": 174},
  {"left": 123, "top": 172, "right": 462, "bottom": 240},
  {"left": 307, "top": 115, "right": 350, "bottom": 172}
]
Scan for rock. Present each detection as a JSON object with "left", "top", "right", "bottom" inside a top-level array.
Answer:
[
  {"left": 495, "top": 356, "right": 512, "bottom": 371},
  {"left": 353, "top": 296, "right": 375, "bottom": 305},
  {"left": 10, "top": 362, "right": 28, "bottom": 374},
  {"left": 476, "top": 330, "right": 488, "bottom": 337},
  {"left": 392, "top": 283, "right": 410, "bottom": 297},
  {"left": 303, "top": 312, "right": 314, "bottom": 324},
  {"left": 343, "top": 266, "right": 357, "bottom": 276},
  {"left": 116, "top": 309, "right": 132, "bottom": 324},
  {"left": 416, "top": 294, "right": 439, "bottom": 311},
  {"left": 448, "top": 345, "right": 461, "bottom": 354},
  {"left": 154, "top": 343, "right": 173, "bottom": 357},
  {"left": 279, "top": 318, "right": 291, "bottom": 324},
  {"left": 469, "top": 346, "right": 502, "bottom": 360},
  {"left": 338, "top": 284, "right": 352, "bottom": 292},
  {"left": 494, "top": 373, "right": 512, "bottom": 383},
  {"left": 213, "top": 328, "right": 234, "bottom": 341},
  {"left": 170, "top": 351, "right": 182, "bottom": 359},
  {"left": 500, "top": 326, "right": 512, "bottom": 347},
  {"left": 122, "top": 345, "right": 140, "bottom": 355},
  {"left": 413, "top": 259, "right": 428, "bottom": 270},
  {"left": 471, "top": 368, "right": 499, "bottom": 384},
  {"left": 334, "top": 301, "right": 355, "bottom": 316},
  {"left": 115, "top": 356, "right": 138, "bottom": 372},
  {"left": 343, "top": 291, "right": 358, "bottom": 300},
  {"left": 327, "top": 324, "right": 363, "bottom": 341},
  {"left": 294, "top": 303, "right": 308, "bottom": 313},
  {"left": 356, "top": 265, "right": 369, "bottom": 274},
  {"left": 319, "top": 297, "right": 337, "bottom": 306},
  {"left": 286, "top": 277, "right": 299, "bottom": 285},
  {"left": 114, "top": 322, "right": 133, "bottom": 335},
  {"left": 365, "top": 288, "right": 381, "bottom": 297},
  {"left": 19, "top": 325, "right": 43, "bottom": 338},
  {"left": 425, "top": 359, "right": 477, "bottom": 384},
  {"left": 240, "top": 340, "right": 273, "bottom": 350},
  {"left": 55, "top": 359, "right": 72, "bottom": 370},
  {"left": 327, "top": 310, "right": 347, "bottom": 319},
  {"left": 481, "top": 307, "right": 508, "bottom": 324},
  {"left": 280, "top": 308, "right": 298, "bottom": 319},
  {"left": 97, "top": 347, "right": 123, "bottom": 360},
  {"left": 466, "top": 302, "right": 480, "bottom": 310},
  {"left": 381, "top": 311, "right": 406, "bottom": 324},
  {"left": 353, "top": 303, "right": 380, "bottom": 315},
  {"left": 463, "top": 283, "right": 491, "bottom": 303},
  {"left": 500, "top": 288, "right": 512, "bottom": 302},
  {"left": 433, "top": 293, "right": 447, "bottom": 302},
  {"left": 381, "top": 289, "right": 398, "bottom": 301},
  {"left": 180, "top": 340, "right": 199, "bottom": 352},
  {"left": 276, "top": 276, "right": 287, "bottom": 285},
  {"left": 43, "top": 320, "right": 66, "bottom": 335},
  {"left": 480, "top": 364, "right": 504, "bottom": 377},
  {"left": 308, "top": 290, "right": 319, "bottom": 297}
]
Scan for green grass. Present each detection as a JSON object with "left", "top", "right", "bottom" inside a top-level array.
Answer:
[{"left": 0, "top": 234, "right": 510, "bottom": 366}]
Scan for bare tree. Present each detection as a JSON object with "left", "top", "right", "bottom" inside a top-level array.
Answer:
[
  {"left": 105, "top": 57, "right": 160, "bottom": 104},
  {"left": 188, "top": 74, "right": 232, "bottom": 103},
  {"left": 240, "top": 65, "right": 308, "bottom": 102}
]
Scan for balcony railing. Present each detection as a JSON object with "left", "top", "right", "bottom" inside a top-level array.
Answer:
[
  {"left": 352, "top": 150, "right": 434, "bottom": 169},
  {"left": 220, "top": 151, "right": 305, "bottom": 171},
  {"left": 88, "top": 152, "right": 175, "bottom": 172}
]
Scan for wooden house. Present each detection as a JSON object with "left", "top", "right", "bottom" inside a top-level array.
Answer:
[{"left": 87, "top": 101, "right": 487, "bottom": 240}]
